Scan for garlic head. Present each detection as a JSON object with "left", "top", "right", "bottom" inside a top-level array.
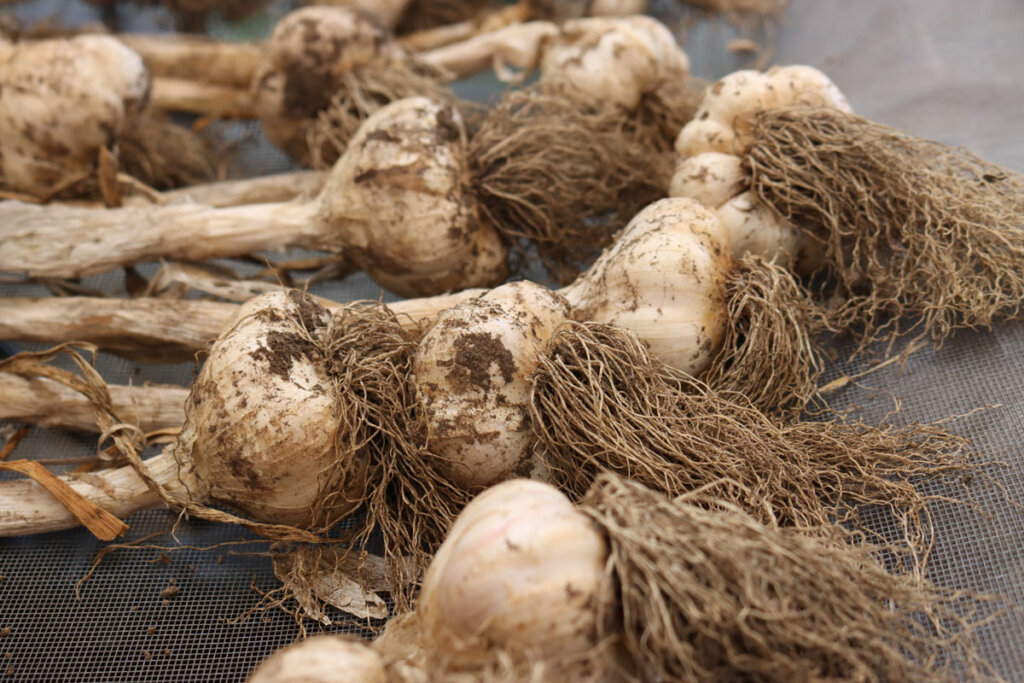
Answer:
[
  {"left": 318, "top": 97, "right": 508, "bottom": 297},
  {"left": 251, "top": 7, "right": 405, "bottom": 162},
  {"left": 413, "top": 282, "right": 570, "bottom": 489},
  {"left": 177, "top": 290, "right": 368, "bottom": 528},
  {"left": 540, "top": 16, "right": 688, "bottom": 111},
  {"left": 561, "top": 197, "right": 732, "bottom": 376},
  {"left": 248, "top": 636, "right": 385, "bottom": 683},
  {"left": 418, "top": 479, "right": 610, "bottom": 668},
  {"left": 0, "top": 35, "right": 149, "bottom": 195}
]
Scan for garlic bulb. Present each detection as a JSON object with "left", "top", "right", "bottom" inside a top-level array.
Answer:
[
  {"left": 561, "top": 197, "right": 731, "bottom": 376},
  {"left": 670, "top": 65, "right": 849, "bottom": 270},
  {"left": 540, "top": 15, "right": 688, "bottom": 111},
  {"left": 251, "top": 7, "right": 407, "bottom": 163},
  {"left": 318, "top": 97, "right": 508, "bottom": 297},
  {"left": 248, "top": 636, "right": 385, "bottom": 683},
  {"left": 417, "top": 479, "right": 610, "bottom": 671},
  {"left": 0, "top": 35, "right": 149, "bottom": 195},
  {"left": 177, "top": 290, "right": 367, "bottom": 528},
  {"left": 413, "top": 282, "right": 570, "bottom": 489}
]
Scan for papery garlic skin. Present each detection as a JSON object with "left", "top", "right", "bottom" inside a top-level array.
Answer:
[
  {"left": 418, "top": 479, "right": 610, "bottom": 669},
  {"left": 670, "top": 65, "right": 850, "bottom": 271},
  {"left": 0, "top": 36, "right": 149, "bottom": 195},
  {"left": 251, "top": 7, "right": 406, "bottom": 163},
  {"left": 318, "top": 97, "right": 508, "bottom": 297},
  {"left": 540, "top": 15, "right": 688, "bottom": 111},
  {"left": 248, "top": 636, "right": 386, "bottom": 683},
  {"left": 177, "top": 290, "right": 367, "bottom": 527},
  {"left": 561, "top": 197, "right": 732, "bottom": 376},
  {"left": 414, "top": 282, "right": 571, "bottom": 489},
  {"left": 310, "top": 0, "right": 410, "bottom": 30}
]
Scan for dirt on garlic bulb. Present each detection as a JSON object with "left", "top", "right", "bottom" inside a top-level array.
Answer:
[
  {"left": 0, "top": 35, "right": 149, "bottom": 196},
  {"left": 251, "top": 6, "right": 410, "bottom": 163},
  {"left": 669, "top": 65, "right": 851, "bottom": 271},
  {"left": 413, "top": 282, "right": 571, "bottom": 489}
]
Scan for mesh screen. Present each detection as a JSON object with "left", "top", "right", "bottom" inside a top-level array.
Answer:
[{"left": 2, "top": 0, "right": 1023, "bottom": 680}]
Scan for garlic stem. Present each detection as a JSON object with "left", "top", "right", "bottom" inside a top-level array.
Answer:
[
  {"left": 0, "top": 289, "right": 484, "bottom": 361},
  {"left": 116, "top": 33, "right": 263, "bottom": 89},
  {"left": 126, "top": 170, "right": 326, "bottom": 208},
  {"left": 0, "top": 200, "right": 321, "bottom": 279},
  {"left": 0, "top": 450, "right": 189, "bottom": 537},
  {"left": 419, "top": 20, "right": 557, "bottom": 79},
  {"left": 149, "top": 76, "right": 256, "bottom": 118},
  {"left": 0, "top": 374, "right": 187, "bottom": 433}
]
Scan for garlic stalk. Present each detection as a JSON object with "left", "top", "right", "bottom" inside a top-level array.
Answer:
[
  {"left": 0, "top": 373, "right": 186, "bottom": 434},
  {"left": 0, "top": 98, "right": 508, "bottom": 297}
]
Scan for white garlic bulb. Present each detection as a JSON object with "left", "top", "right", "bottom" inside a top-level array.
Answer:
[
  {"left": 248, "top": 636, "right": 386, "bottom": 683},
  {"left": 418, "top": 479, "right": 610, "bottom": 671},
  {"left": 561, "top": 197, "right": 732, "bottom": 376},
  {"left": 540, "top": 15, "right": 688, "bottom": 111},
  {"left": 0, "top": 35, "right": 149, "bottom": 195},
  {"left": 318, "top": 97, "right": 508, "bottom": 297},
  {"left": 413, "top": 282, "right": 571, "bottom": 489},
  {"left": 251, "top": 7, "right": 406, "bottom": 162},
  {"left": 177, "top": 290, "right": 368, "bottom": 527},
  {"left": 670, "top": 65, "right": 850, "bottom": 271}
]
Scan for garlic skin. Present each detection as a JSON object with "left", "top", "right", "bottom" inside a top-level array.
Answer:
[
  {"left": 540, "top": 15, "right": 688, "bottom": 111},
  {"left": 0, "top": 35, "right": 149, "bottom": 195},
  {"left": 670, "top": 65, "right": 850, "bottom": 272},
  {"left": 176, "top": 290, "right": 367, "bottom": 528},
  {"left": 318, "top": 97, "right": 508, "bottom": 297},
  {"left": 248, "top": 636, "right": 385, "bottom": 683},
  {"left": 251, "top": 7, "right": 406, "bottom": 163},
  {"left": 561, "top": 197, "right": 732, "bottom": 376},
  {"left": 309, "top": 0, "right": 411, "bottom": 30},
  {"left": 418, "top": 479, "right": 610, "bottom": 670},
  {"left": 413, "top": 282, "right": 571, "bottom": 489},
  {"left": 530, "top": 0, "right": 650, "bottom": 21}
]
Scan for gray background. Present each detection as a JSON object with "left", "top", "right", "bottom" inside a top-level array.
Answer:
[{"left": 1, "top": 0, "right": 1023, "bottom": 680}]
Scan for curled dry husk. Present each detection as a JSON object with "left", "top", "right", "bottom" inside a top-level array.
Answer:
[
  {"left": 529, "top": 320, "right": 976, "bottom": 554},
  {"left": 748, "top": 105, "right": 1024, "bottom": 345}
]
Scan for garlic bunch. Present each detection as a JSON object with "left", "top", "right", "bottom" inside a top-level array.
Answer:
[
  {"left": 540, "top": 14, "right": 688, "bottom": 111},
  {"left": 0, "top": 35, "right": 149, "bottom": 196},
  {"left": 417, "top": 479, "right": 611, "bottom": 675},
  {"left": 248, "top": 636, "right": 385, "bottom": 683},
  {"left": 669, "top": 65, "right": 850, "bottom": 271},
  {"left": 414, "top": 282, "right": 570, "bottom": 488}
]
